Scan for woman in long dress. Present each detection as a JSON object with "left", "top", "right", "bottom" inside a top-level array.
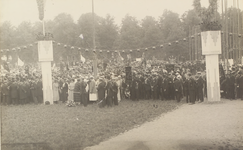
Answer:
[
  {"left": 116, "top": 76, "right": 122, "bottom": 102},
  {"left": 53, "top": 79, "right": 59, "bottom": 103},
  {"left": 68, "top": 79, "right": 75, "bottom": 101}
]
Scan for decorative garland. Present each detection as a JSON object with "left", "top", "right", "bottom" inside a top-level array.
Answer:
[{"left": 0, "top": 31, "right": 241, "bottom": 55}]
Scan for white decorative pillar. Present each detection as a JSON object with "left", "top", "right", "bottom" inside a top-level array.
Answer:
[
  {"left": 38, "top": 41, "right": 54, "bottom": 104},
  {"left": 201, "top": 31, "right": 221, "bottom": 101}
]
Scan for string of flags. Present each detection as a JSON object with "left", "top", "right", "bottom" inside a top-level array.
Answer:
[{"left": 0, "top": 31, "right": 241, "bottom": 54}]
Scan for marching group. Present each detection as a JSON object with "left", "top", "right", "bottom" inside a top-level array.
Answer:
[{"left": 1, "top": 61, "right": 243, "bottom": 107}]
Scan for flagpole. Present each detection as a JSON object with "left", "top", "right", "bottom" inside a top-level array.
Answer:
[{"left": 92, "top": 0, "right": 97, "bottom": 77}]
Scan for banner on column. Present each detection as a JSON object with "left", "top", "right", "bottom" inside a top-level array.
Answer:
[
  {"left": 38, "top": 41, "right": 53, "bottom": 61},
  {"left": 201, "top": 31, "right": 221, "bottom": 55}
]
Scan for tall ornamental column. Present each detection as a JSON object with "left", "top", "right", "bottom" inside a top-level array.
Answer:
[{"left": 201, "top": 31, "right": 222, "bottom": 101}]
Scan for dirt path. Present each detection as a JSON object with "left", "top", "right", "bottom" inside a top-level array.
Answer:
[{"left": 85, "top": 99, "right": 243, "bottom": 150}]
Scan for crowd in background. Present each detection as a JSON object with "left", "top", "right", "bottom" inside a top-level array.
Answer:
[{"left": 1, "top": 59, "right": 243, "bottom": 107}]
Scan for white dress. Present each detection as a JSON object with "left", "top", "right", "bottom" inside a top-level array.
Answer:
[
  {"left": 116, "top": 79, "right": 121, "bottom": 102},
  {"left": 68, "top": 82, "right": 75, "bottom": 101},
  {"left": 53, "top": 82, "right": 59, "bottom": 101}
]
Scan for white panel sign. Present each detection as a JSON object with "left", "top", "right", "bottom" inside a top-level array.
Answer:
[
  {"left": 38, "top": 41, "right": 53, "bottom": 61},
  {"left": 201, "top": 31, "right": 222, "bottom": 55}
]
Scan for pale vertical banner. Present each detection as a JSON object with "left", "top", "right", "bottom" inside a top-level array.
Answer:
[
  {"left": 41, "top": 61, "right": 53, "bottom": 104},
  {"left": 206, "top": 55, "right": 220, "bottom": 101},
  {"left": 38, "top": 41, "right": 54, "bottom": 104},
  {"left": 201, "top": 31, "right": 221, "bottom": 102}
]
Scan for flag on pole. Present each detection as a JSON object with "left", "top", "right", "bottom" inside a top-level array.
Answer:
[
  {"left": 80, "top": 53, "right": 86, "bottom": 62},
  {"left": 17, "top": 57, "right": 24, "bottom": 66},
  {"left": 118, "top": 52, "right": 124, "bottom": 61},
  {"left": 79, "top": 34, "right": 84, "bottom": 39},
  {"left": 52, "top": 63, "right": 56, "bottom": 69}
]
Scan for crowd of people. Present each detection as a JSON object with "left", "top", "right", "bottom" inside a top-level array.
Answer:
[{"left": 1, "top": 58, "right": 243, "bottom": 107}]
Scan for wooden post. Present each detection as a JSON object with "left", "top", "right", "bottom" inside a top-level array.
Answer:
[
  {"left": 189, "top": 26, "right": 192, "bottom": 61},
  {"left": 237, "top": 0, "right": 241, "bottom": 63},
  {"left": 225, "top": 0, "right": 229, "bottom": 73},
  {"left": 92, "top": 0, "right": 97, "bottom": 77},
  {"left": 221, "top": 0, "right": 225, "bottom": 63}
]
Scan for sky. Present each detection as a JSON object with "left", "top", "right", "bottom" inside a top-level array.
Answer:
[{"left": 0, "top": 0, "right": 242, "bottom": 27}]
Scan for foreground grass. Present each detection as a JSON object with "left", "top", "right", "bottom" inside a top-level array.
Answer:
[{"left": 1, "top": 99, "right": 183, "bottom": 150}]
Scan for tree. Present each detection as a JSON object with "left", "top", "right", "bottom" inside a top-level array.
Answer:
[
  {"left": 97, "top": 14, "right": 118, "bottom": 50},
  {"left": 0, "top": 21, "right": 15, "bottom": 49},
  {"left": 159, "top": 10, "right": 187, "bottom": 60},
  {"left": 77, "top": 13, "right": 103, "bottom": 49},
  {"left": 181, "top": 9, "right": 201, "bottom": 36},
  {"left": 116, "top": 15, "right": 142, "bottom": 50},
  {"left": 140, "top": 16, "right": 162, "bottom": 47}
]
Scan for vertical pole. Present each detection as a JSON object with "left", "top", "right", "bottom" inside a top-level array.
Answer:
[
  {"left": 237, "top": 0, "right": 241, "bottom": 63},
  {"left": 232, "top": 0, "right": 234, "bottom": 62},
  {"left": 222, "top": 0, "right": 225, "bottom": 63},
  {"left": 92, "top": 0, "right": 97, "bottom": 77},
  {"left": 189, "top": 26, "right": 191, "bottom": 61},
  {"left": 193, "top": 26, "right": 195, "bottom": 61},
  {"left": 195, "top": 26, "right": 197, "bottom": 61},
  {"left": 198, "top": 26, "right": 200, "bottom": 60},
  {"left": 225, "top": 0, "right": 229, "bottom": 73}
]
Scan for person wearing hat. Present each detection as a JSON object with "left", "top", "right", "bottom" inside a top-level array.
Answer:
[
  {"left": 188, "top": 73, "right": 196, "bottom": 104},
  {"left": 73, "top": 78, "right": 81, "bottom": 104},
  {"left": 195, "top": 72, "right": 204, "bottom": 102},
  {"left": 167, "top": 73, "right": 174, "bottom": 100},
  {"left": 225, "top": 71, "right": 235, "bottom": 100},
  {"left": 68, "top": 79, "right": 75, "bottom": 101},
  {"left": 238, "top": 70, "right": 243, "bottom": 100},
  {"left": 18, "top": 78, "right": 28, "bottom": 105},
  {"left": 10, "top": 77, "right": 19, "bottom": 105},
  {"left": 52, "top": 78, "right": 60, "bottom": 104},
  {"left": 1, "top": 79, "right": 10, "bottom": 105},
  {"left": 174, "top": 75, "right": 182, "bottom": 102},
  {"left": 89, "top": 76, "right": 97, "bottom": 102},
  {"left": 183, "top": 73, "right": 190, "bottom": 103},
  {"left": 111, "top": 77, "right": 119, "bottom": 105},
  {"left": 35, "top": 77, "right": 43, "bottom": 104},
  {"left": 80, "top": 77, "right": 88, "bottom": 107},
  {"left": 97, "top": 76, "right": 106, "bottom": 106}
]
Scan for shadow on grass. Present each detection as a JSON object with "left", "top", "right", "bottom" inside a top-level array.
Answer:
[{"left": 1, "top": 142, "right": 52, "bottom": 150}]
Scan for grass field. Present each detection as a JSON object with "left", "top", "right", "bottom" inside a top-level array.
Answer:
[{"left": 1, "top": 99, "right": 184, "bottom": 150}]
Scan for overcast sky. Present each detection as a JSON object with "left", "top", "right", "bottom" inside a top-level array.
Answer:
[{"left": 0, "top": 0, "right": 242, "bottom": 27}]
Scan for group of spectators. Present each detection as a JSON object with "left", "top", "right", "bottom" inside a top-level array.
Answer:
[{"left": 1, "top": 59, "right": 243, "bottom": 107}]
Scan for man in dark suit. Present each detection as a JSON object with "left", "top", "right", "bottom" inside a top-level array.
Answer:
[
  {"left": 1, "top": 79, "right": 10, "bottom": 105},
  {"left": 195, "top": 72, "right": 204, "bottom": 102},
  {"left": 61, "top": 79, "right": 68, "bottom": 103},
  {"left": 238, "top": 70, "right": 243, "bottom": 100},
  {"left": 183, "top": 75, "right": 190, "bottom": 103},
  {"left": 106, "top": 77, "right": 113, "bottom": 107},
  {"left": 19, "top": 79, "right": 28, "bottom": 105},
  {"left": 36, "top": 77, "right": 43, "bottom": 104},
  {"left": 144, "top": 75, "right": 151, "bottom": 100},
  {"left": 162, "top": 74, "right": 169, "bottom": 100},
  {"left": 111, "top": 78, "right": 119, "bottom": 105},
  {"left": 10, "top": 78, "right": 19, "bottom": 105},
  {"left": 167, "top": 73, "right": 174, "bottom": 100},
  {"left": 80, "top": 77, "right": 88, "bottom": 106},
  {"left": 73, "top": 78, "right": 81, "bottom": 103},
  {"left": 188, "top": 73, "right": 196, "bottom": 104},
  {"left": 97, "top": 77, "right": 106, "bottom": 102},
  {"left": 174, "top": 76, "right": 182, "bottom": 102}
]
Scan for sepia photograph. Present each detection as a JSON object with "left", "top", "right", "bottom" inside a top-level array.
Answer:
[{"left": 0, "top": 0, "right": 243, "bottom": 149}]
